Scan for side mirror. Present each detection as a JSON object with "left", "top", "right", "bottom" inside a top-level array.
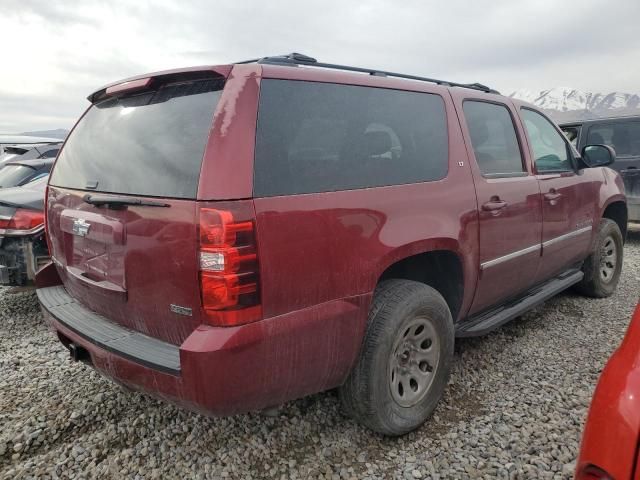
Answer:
[{"left": 581, "top": 144, "right": 615, "bottom": 168}]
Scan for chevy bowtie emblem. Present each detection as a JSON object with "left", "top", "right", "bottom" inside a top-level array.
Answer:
[{"left": 72, "top": 218, "right": 91, "bottom": 237}]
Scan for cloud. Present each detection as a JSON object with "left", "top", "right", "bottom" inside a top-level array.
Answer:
[
  {"left": 1, "top": 0, "right": 639, "bottom": 131},
  {"left": 0, "top": 90, "right": 84, "bottom": 133},
  {"left": 1, "top": 0, "right": 101, "bottom": 26}
]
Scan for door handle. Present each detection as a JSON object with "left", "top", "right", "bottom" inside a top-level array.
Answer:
[
  {"left": 544, "top": 190, "right": 563, "bottom": 202},
  {"left": 482, "top": 197, "right": 508, "bottom": 211}
]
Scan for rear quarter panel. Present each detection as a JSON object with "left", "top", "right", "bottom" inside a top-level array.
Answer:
[
  {"left": 252, "top": 76, "right": 480, "bottom": 321},
  {"left": 254, "top": 182, "right": 478, "bottom": 320},
  {"left": 195, "top": 67, "right": 481, "bottom": 395}
]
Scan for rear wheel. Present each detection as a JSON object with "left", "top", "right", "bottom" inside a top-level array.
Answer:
[
  {"left": 339, "top": 279, "right": 454, "bottom": 436},
  {"left": 575, "top": 218, "right": 624, "bottom": 298}
]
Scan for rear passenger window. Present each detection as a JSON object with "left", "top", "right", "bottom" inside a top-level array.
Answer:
[
  {"left": 587, "top": 122, "right": 640, "bottom": 157},
  {"left": 254, "top": 80, "right": 448, "bottom": 196},
  {"left": 462, "top": 101, "right": 525, "bottom": 176}
]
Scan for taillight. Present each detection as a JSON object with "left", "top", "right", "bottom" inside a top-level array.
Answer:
[
  {"left": 0, "top": 209, "right": 45, "bottom": 233},
  {"left": 575, "top": 464, "right": 613, "bottom": 480},
  {"left": 198, "top": 203, "right": 261, "bottom": 327}
]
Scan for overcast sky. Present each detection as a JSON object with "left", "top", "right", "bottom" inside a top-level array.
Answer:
[{"left": 1, "top": 0, "right": 638, "bottom": 132}]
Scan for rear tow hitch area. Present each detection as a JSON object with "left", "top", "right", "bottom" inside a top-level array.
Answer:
[
  {"left": 58, "top": 333, "right": 91, "bottom": 364},
  {"left": 68, "top": 343, "right": 90, "bottom": 363}
]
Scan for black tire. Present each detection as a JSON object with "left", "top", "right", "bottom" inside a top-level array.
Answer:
[
  {"left": 339, "top": 279, "right": 454, "bottom": 436},
  {"left": 575, "top": 218, "right": 624, "bottom": 298}
]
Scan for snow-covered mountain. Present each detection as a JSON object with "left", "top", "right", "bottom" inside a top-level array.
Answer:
[
  {"left": 19, "top": 128, "right": 68, "bottom": 139},
  {"left": 509, "top": 87, "right": 640, "bottom": 121}
]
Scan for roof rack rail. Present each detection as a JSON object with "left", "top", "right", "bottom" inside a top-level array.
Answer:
[{"left": 235, "top": 53, "right": 500, "bottom": 94}]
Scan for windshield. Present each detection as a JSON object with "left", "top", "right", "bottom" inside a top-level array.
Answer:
[
  {"left": 0, "top": 165, "right": 33, "bottom": 188},
  {"left": 50, "top": 77, "right": 224, "bottom": 199}
]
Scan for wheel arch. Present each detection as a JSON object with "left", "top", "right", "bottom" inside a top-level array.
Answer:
[
  {"left": 377, "top": 247, "right": 466, "bottom": 322},
  {"left": 602, "top": 199, "right": 628, "bottom": 242}
]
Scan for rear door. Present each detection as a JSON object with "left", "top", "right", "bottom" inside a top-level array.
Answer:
[
  {"left": 519, "top": 108, "right": 597, "bottom": 283},
  {"left": 452, "top": 94, "right": 543, "bottom": 314},
  {"left": 47, "top": 74, "right": 225, "bottom": 345}
]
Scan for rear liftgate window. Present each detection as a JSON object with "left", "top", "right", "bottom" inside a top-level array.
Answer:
[
  {"left": 254, "top": 80, "right": 449, "bottom": 196},
  {"left": 50, "top": 77, "right": 224, "bottom": 199}
]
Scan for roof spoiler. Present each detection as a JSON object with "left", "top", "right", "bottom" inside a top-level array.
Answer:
[{"left": 87, "top": 66, "right": 233, "bottom": 104}]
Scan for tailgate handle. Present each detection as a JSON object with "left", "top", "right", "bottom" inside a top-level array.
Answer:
[{"left": 66, "top": 265, "right": 127, "bottom": 297}]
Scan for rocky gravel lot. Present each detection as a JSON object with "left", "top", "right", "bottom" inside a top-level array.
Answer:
[{"left": 1, "top": 229, "right": 639, "bottom": 480}]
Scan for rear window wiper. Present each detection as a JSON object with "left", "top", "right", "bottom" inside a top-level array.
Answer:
[{"left": 82, "top": 194, "right": 170, "bottom": 209}]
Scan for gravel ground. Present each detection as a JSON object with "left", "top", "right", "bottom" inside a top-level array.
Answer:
[{"left": 1, "top": 229, "right": 639, "bottom": 480}]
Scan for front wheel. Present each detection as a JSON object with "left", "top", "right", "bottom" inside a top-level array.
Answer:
[
  {"left": 339, "top": 279, "right": 454, "bottom": 436},
  {"left": 575, "top": 218, "right": 624, "bottom": 298}
]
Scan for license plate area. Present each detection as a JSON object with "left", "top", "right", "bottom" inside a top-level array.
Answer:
[{"left": 59, "top": 209, "right": 126, "bottom": 291}]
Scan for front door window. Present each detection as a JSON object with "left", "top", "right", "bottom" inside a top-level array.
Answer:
[{"left": 521, "top": 109, "right": 573, "bottom": 172}]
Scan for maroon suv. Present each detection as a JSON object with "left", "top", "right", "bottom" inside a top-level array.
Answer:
[{"left": 37, "top": 54, "right": 626, "bottom": 435}]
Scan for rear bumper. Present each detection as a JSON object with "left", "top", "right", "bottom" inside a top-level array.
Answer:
[
  {"left": 38, "top": 285, "right": 370, "bottom": 416},
  {"left": 38, "top": 286, "right": 180, "bottom": 374}
]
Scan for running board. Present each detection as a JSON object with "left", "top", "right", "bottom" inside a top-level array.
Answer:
[{"left": 455, "top": 269, "right": 584, "bottom": 337}]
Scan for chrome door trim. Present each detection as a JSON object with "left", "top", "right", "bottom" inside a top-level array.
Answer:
[
  {"left": 542, "top": 226, "right": 592, "bottom": 249},
  {"left": 480, "top": 244, "right": 540, "bottom": 270},
  {"left": 480, "top": 226, "right": 592, "bottom": 270}
]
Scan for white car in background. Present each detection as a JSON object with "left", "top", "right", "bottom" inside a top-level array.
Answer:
[{"left": 0, "top": 139, "right": 63, "bottom": 168}]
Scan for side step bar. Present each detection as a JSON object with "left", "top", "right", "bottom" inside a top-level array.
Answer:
[{"left": 455, "top": 269, "right": 584, "bottom": 337}]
